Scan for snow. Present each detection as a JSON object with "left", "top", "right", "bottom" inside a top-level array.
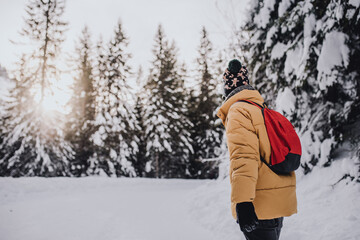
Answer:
[
  {"left": 317, "top": 31, "right": 350, "bottom": 90},
  {"left": 284, "top": 44, "right": 303, "bottom": 79},
  {"left": 145, "top": 161, "right": 152, "bottom": 172},
  {"left": 270, "top": 42, "right": 288, "bottom": 60},
  {"left": 319, "top": 138, "right": 333, "bottom": 165},
  {"left": 349, "top": 0, "right": 360, "bottom": 8},
  {"left": 265, "top": 26, "right": 277, "bottom": 49},
  {"left": 189, "top": 159, "right": 360, "bottom": 240},
  {"left": 304, "top": 13, "right": 316, "bottom": 39},
  {"left": 0, "top": 178, "right": 217, "bottom": 240},
  {"left": 278, "top": 0, "right": 292, "bottom": 17},
  {"left": 301, "top": 13, "right": 316, "bottom": 69},
  {"left": 275, "top": 87, "right": 296, "bottom": 116},
  {"left": 91, "top": 130, "right": 104, "bottom": 146},
  {"left": 254, "top": 0, "right": 276, "bottom": 28},
  {"left": 110, "top": 148, "right": 117, "bottom": 159},
  {"left": 0, "top": 66, "right": 14, "bottom": 104},
  {"left": 334, "top": 3, "right": 344, "bottom": 20},
  {"left": 1, "top": 164, "right": 359, "bottom": 240}
]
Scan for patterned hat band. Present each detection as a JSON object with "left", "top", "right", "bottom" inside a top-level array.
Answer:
[{"left": 223, "top": 65, "right": 249, "bottom": 91}]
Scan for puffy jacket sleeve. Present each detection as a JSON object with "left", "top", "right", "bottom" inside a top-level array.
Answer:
[{"left": 226, "top": 104, "right": 259, "bottom": 204}]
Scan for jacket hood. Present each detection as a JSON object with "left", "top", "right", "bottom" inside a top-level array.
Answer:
[{"left": 217, "top": 85, "right": 265, "bottom": 125}]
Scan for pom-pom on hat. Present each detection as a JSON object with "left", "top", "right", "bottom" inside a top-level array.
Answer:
[
  {"left": 228, "top": 59, "right": 242, "bottom": 74},
  {"left": 223, "top": 59, "right": 249, "bottom": 98}
]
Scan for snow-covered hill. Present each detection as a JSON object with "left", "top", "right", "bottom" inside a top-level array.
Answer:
[{"left": 1, "top": 163, "right": 359, "bottom": 240}]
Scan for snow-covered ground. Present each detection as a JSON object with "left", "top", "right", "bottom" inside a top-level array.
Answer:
[
  {"left": 1, "top": 159, "right": 359, "bottom": 240},
  {"left": 0, "top": 178, "right": 217, "bottom": 240},
  {"left": 189, "top": 158, "right": 360, "bottom": 240}
]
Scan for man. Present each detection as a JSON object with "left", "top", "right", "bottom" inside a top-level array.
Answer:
[{"left": 217, "top": 59, "right": 297, "bottom": 240}]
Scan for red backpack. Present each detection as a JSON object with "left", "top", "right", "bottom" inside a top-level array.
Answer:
[{"left": 238, "top": 100, "right": 301, "bottom": 174}]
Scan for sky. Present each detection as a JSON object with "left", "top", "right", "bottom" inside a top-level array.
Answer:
[
  {"left": 0, "top": 0, "right": 249, "bottom": 112},
  {"left": 0, "top": 0, "right": 250, "bottom": 73}
]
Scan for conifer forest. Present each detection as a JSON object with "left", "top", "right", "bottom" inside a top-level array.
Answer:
[
  {"left": 0, "top": 0, "right": 225, "bottom": 178},
  {"left": 0, "top": 0, "right": 359, "bottom": 181}
]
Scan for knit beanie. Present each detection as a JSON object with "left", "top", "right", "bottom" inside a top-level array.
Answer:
[{"left": 223, "top": 59, "right": 249, "bottom": 97}]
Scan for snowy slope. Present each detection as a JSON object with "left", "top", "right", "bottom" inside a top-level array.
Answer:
[
  {"left": 188, "top": 159, "right": 360, "bottom": 240},
  {"left": 0, "top": 164, "right": 359, "bottom": 240}
]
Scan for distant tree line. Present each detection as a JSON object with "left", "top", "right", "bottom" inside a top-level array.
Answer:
[{"left": 0, "top": 0, "right": 224, "bottom": 178}]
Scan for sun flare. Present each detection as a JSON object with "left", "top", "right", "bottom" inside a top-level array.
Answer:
[{"left": 32, "top": 74, "right": 73, "bottom": 115}]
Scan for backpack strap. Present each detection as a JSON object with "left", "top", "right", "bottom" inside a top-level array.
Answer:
[
  {"left": 237, "top": 100, "right": 266, "bottom": 119},
  {"left": 237, "top": 100, "right": 265, "bottom": 109},
  {"left": 236, "top": 99, "right": 272, "bottom": 167}
]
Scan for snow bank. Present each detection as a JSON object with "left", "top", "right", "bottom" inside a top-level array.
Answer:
[{"left": 188, "top": 159, "right": 360, "bottom": 240}]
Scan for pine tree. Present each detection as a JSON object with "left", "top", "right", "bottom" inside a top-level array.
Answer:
[
  {"left": 0, "top": 0, "right": 72, "bottom": 177},
  {"left": 240, "top": 0, "right": 360, "bottom": 179},
  {"left": 85, "top": 36, "right": 106, "bottom": 175},
  {"left": 187, "top": 27, "right": 224, "bottom": 179},
  {"left": 143, "top": 25, "right": 193, "bottom": 178},
  {"left": 66, "top": 26, "right": 97, "bottom": 176},
  {"left": 92, "top": 21, "right": 136, "bottom": 177},
  {"left": 0, "top": 66, "right": 13, "bottom": 164},
  {"left": 131, "top": 66, "right": 148, "bottom": 177}
]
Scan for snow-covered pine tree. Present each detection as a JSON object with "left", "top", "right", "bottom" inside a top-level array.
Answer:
[
  {"left": 240, "top": 0, "right": 360, "bottom": 179},
  {"left": 0, "top": 66, "right": 14, "bottom": 163},
  {"left": 143, "top": 25, "right": 193, "bottom": 178},
  {"left": 173, "top": 63, "right": 194, "bottom": 178},
  {"left": 187, "top": 27, "right": 224, "bottom": 179},
  {"left": 86, "top": 37, "right": 107, "bottom": 175},
  {"left": 0, "top": 0, "right": 73, "bottom": 177},
  {"left": 91, "top": 21, "right": 136, "bottom": 177},
  {"left": 131, "top": 66, "right": 148, "bottom": 176},
  {"left": 66, "top": 26, "right": 97, "bottom": 177}
]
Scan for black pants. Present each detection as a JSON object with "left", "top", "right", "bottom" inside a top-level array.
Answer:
[{"left": 242, "top": 217, "right": 283, "bottom": 240}]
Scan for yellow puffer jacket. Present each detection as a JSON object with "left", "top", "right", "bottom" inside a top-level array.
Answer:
[{"left": 217, "top": 85, "right": 297, "bottom": 220}]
